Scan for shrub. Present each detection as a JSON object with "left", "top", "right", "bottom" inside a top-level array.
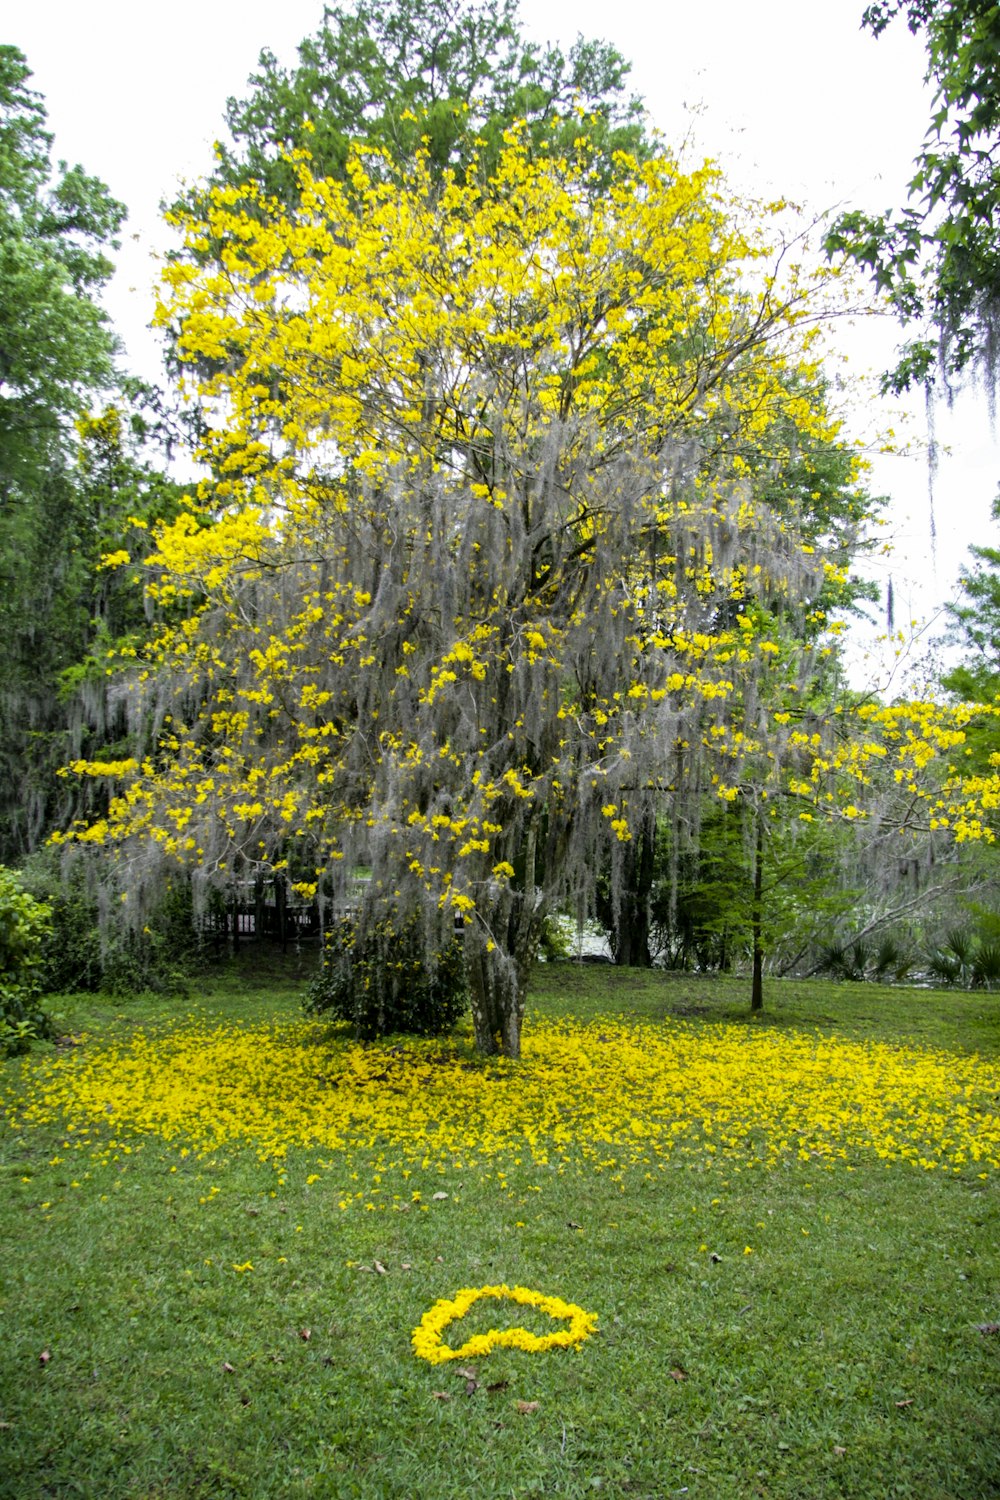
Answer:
[
  {"left": 924, "top": 925, "right": 1000, "bottom": 990},
  {"left": 538, "top": 913, "right": 575, "bottom": 962},
  {"left": 19, "top": 854, "right": 202, "bottom": 997},
  {"left": 818, "top": 930, "right": 912, "bottom": 984},
  {"left": 0, "top": 866, "right": 54, "bottom": 1053},
  {"left": 306, "top": 908, "right": 467, "bottom": 1039},
  {"left": 19, "top": 852, "right": 102, "bottom": 994},
  {"left": 99, "top": 880, "right": 202, "bottom": 997},
  {"left": 972, "top": 941, "right": 1000, "bottom": 989}
]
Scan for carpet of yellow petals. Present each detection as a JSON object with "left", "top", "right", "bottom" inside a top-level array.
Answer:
[
  {"left": 4, "top": 1017, "right": 998, "bottom": 1192},
  {"left": 3, "top": 1014, "right": 995, "bottom": 1188}
]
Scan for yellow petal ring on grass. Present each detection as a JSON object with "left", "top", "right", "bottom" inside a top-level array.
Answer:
[{"left": 411, "top": 1284, "right": 597, "bottom": 1365}]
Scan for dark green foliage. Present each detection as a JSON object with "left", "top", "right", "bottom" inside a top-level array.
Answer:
[
  {"left": 537, "top": 913, "right": 575, "bottom": 962},
  {"left": 827, "top": 0, "right": 1000, "bottom": 394},
  {"left": 306, "top": 909, "right": 467, "bottom": 1038},
  {"left": 0, "top": 46, "right": 125, "bottom": 491},
  {"left": 873, "top": 932, "right": 914, "bottom": 981},
  {"left": 0, "top": 52, "right": 188, "bottom": 861},
  {"left": 819, "top": 931, "right": 914, "bottom": 983},
  {"left": 0, "top": 387, "right": 191, "bottom": 861},
  {"left": 98, "top": 880, "right": 201, "bottom": 999},
  {"left": 0, "top": 864, "right": 53, "bottom": 1051},
  {"left": 819, "top": 936, "right": 872, "bottom": 982},
  {"left": 925, "top": 921, "right": 1000, "bottom": 987},
  {"left": 209, "top": 0, "right": 646, "bottom": 204},
  {"left": 825, "top": 917, "right": 1000, "bottom": 989},
  {"left": 972, "top": 940, "right": 1000, "bottom": 986},
  {"left": 603, "top": 796, "right": 859, "bottom": 996},
  {"left": 941, "top": 488, "right": 1000, "bottom": 782},
  {"left": 19, "top": 853, "right": 202, "bottom": 999},
  {"left": 18, "top": 852, "right": 103, "bottom": 994}
]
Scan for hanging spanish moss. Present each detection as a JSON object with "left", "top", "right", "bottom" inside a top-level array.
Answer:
[{"left": 61, "top": 130, "right": 884, "bottom": 1053}]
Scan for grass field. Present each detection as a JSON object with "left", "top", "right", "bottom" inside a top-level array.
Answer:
[{"left": 1, "top": 958, "right": 998, "bottom": 1499}]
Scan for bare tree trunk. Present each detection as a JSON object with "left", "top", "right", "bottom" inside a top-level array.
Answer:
[
  {"left": 751, "top": 813, "right": 764, "bottom": 1013},
  {"left": 465, "top": 824, "right": 544, "bottom": 1059},
  {"left": 612, "top": 822, "right": 656, "bottom": 968},
  {"left": 466, "top": 939, "right": 504, "bottom": 1055}
]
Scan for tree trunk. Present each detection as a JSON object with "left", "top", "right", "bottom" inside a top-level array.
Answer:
[
  {"left": 466, "top": 939, "right": 504, "bottom": 1056},
  {"left": 612, "top": 823, "right": 655, "bottom": 968},
  {"left": 274, "top": 873, "right": 288, "bottom": 951},
  {"left": 750, "top": 814, "right": 764, "bottom": 1012},
  {"left": 465, "top": 825, "right": 544, "bottom": 1058}
]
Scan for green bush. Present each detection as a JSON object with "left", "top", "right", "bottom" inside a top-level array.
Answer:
[
  {"left": 19, "top": 855, "right": 202, "bottom": 997},
  {"left": 306, "top": 908, "right": 467, "bottom": 1039},
  {"left": 0, "top": 866, "right": 54, "bottom": 1053},
  {"left": 100, "top": 880, "right": 202, "bottom": 997},
  {"left": 19, "top": 853, "right": 103, "bottom": 994},
  {"left": 925, "top": 924, "right": 1000, "bottom": 990},
  {"left": 538, "top": 913, "right": 576, "bottom": 962},
  {"left": 818, "top": 931, "right": 912, "bottom": 984}
]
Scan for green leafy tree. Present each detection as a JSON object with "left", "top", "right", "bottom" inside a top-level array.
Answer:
[
  {"left": 208, "top": 0, "right": 646, "bottom": 202},
  {"left": 0, "top": 47, "right": 129, "bottom": 859},
  {"left": 826, "top": 1, "right": 1000, "bottom": 394},
  {"left": 0, "top": 384, "right": 189, "bottom": 861},
  {"left": 0, "top": 47, "right": 124, "bottom": 492},
  {"left": 935, "top": 490, "right": 1000, "bottom": 846},
  {"left": 0, "top": 864, "right": 52, "bottom": 1052},
  {"left": 0, "top": 52, "right": 190, "bottom": 860},
  {"left": 944, "top": 490, "right": 1000, "bottom": 704}
]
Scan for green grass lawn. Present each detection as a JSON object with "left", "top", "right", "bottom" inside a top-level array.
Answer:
[{"left": 1, "top": 959, "right": 998, "bottom": 1499}]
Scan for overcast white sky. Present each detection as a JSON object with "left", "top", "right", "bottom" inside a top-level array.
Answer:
[{"left": 9, "top": 0, "right": 997, "bottom": 688}]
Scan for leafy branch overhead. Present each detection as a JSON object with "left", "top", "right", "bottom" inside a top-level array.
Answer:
[
  {"left": 208, "top": 0, "right": 648, "bottom": 203},
  {"left": 826, "top": 0, "right": 1000, "bottom": 395}
]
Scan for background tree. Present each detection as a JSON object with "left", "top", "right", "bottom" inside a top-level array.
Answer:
[
  {"left": 826, "top": 0, "right": 1000, "bottom": 394},
  {"left": 0, "top": 49, "right": 189, "bottom": 860},
  {"left": 0, "top": 390, "right": 191, "bottom": 861},
  {"left": 821, "top": 1, "right": 1000, "bottom": 978},
  {"left": 0, "top": 47, "right": 123, "bottom": 859},
  {"left": 206, "top": 0, "right": 646, "bottom": 203},
  {"left": 0, "top": 47, "right": 124, "bottom": 490},
  {"left": 943, "top": 488, "right": 1000, "bottom": 706}
]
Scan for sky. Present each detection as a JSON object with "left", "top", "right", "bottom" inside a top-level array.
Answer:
[{"left": 9, "top": 0, "right": 998, "bottom": 689}]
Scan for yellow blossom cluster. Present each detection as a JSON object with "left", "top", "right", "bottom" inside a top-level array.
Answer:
[
  {"left": 5, "top": 1016, "right": 997, "bottom": 1191},
  {"left": 410, "top": 1283, "right": 597, "bottom": 1364},
  {"left": 157, "top": 136, "right": 836, "bottom": 493}
]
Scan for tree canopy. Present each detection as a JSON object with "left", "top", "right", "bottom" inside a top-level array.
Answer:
[
  {"left": 826, "top": 0, "right": 1000, "bottom": 395},
  {"left": 0, "top": 46, "right": 125, "bottom": 488},
  {"left": 208, "top": 0, "right": 647, "bottom": 202},
  {"left": 0, "top": 50, "right": 192, "bottom": 863},
  {"left": 62, "top": 128, "right": 878, "bottom": 1051},
  {"left": 0, "top": 47, "right": 128, "bottom": 860}
]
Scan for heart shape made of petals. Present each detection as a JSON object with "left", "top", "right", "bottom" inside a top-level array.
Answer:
[{"left": 411, "top": 1283, "right": 597, "bottom": 1365}]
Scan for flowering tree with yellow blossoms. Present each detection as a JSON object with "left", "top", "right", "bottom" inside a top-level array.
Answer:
[
  {"left": 690, "top": 668, "right": 1000, "bottom": 1006},
  {"left": 62, "top": 127, "right": 983, "bottom": 1054}
]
